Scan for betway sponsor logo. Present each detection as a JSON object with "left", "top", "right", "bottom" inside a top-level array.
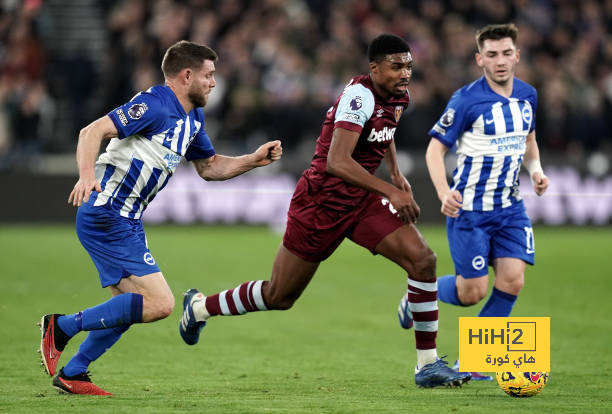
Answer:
[{"left": 366, "top": 126, "right": 396, "bottom": 142}]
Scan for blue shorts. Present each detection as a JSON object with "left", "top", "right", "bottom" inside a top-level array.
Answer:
[
  {"left": 446, "top": 201, "right": 535, "bottom": 278},
  {"left": 76, "top": 201, "right": 160, "bottom": 287}
]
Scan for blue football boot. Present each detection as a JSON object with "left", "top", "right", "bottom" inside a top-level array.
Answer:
[
  {"left": 415, "top": 356, "right": 471, "bottom": 388},
  {"left": 179, "top": 289, "right": 206, "bottom": 345},
  {"left": 452, "top": 360, "right": 493, "bottom": 381},
  {"left": 397, "top": 292, "right": 413, "bottom": 329}
]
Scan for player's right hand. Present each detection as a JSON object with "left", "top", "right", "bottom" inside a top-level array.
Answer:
[
  {"left": 440, "top": 190, "right": 462, "bottom": 218},
  {"left": 531, "top": 172, "right": 549, "bottom": 196},
  {"left": 68, "top": 178, "right": 102, "bottom": 207},
  {"left": 253, "top": 140, "right": 282, "bottom": 167}
]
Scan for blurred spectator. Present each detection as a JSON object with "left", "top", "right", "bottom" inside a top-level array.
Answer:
[
  {"left": 0, "top": 0, "right": 610, "bottom": 173},
  {"left": 0, "top": 0, "right": 54, "bottom": 170}
]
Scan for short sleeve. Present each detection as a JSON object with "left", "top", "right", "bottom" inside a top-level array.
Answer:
[
  {"left": 185, "top": 128, "right": 215, "bottom": 161},
  {"left": 334, "top": 84, "right": 375, "bottom": 133},
  {"left": 184, "top": 109, "right": 215, "bottom": 161},
  {"left": 529, "top": 90, "right": 537, "bottom": 132},
  {"left": 107, "top": 92, "right": 166, "bottom": 139},
  {"left": 428, "top": 90, "right": 469, "bottom": 148}
]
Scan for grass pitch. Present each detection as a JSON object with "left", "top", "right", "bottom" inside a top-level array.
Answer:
[{"left": 0, "top": 224, "right": 610, "bottom": 413}]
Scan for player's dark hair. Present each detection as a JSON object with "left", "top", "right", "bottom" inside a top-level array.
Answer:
[
  {"left": 476, "top": 23, "right": 518, "bottom": 50},
  {"left": 367, "top": 34, "right": 411, "bottom": 62},
  {"left": 161, "top": 40, "right": 218, "bottom": 78}
]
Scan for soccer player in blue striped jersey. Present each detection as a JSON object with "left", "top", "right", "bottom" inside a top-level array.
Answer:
[
  {"left": 419, "top": 23, "right": 549, "bottom": 379},
  {"left": 37, "top": 40, "right": 282, "bottom": 395}
]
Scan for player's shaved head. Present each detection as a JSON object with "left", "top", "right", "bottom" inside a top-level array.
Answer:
[
  {"left": 162, "top": 40, "right": 218, "bottom": 78},
  {"left": 476, "top": 23, "right": 518, "bottom": 51},
  {"left": 368, "top": 34, "right": 411, "bottom": 63}
]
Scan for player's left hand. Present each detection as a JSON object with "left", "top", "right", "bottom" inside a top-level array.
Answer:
[
  {"left": 253, "top": 140, "right": 282, "bottom": 167},
  {"left": 531, "top": 172, "right": 549, "bottom": 196}
]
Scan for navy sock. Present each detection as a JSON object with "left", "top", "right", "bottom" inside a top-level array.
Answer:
[
  {"left": 57, "top": 293, "right": 143, "bottom": 335},
  {"left": 63, "top": 325, "right": 130, "bottom": 377},
  {"left": 478, "top": 287, "right": 517, "bottom": 317},
  {"left": 437, "top": 275, "right": 464, "bottom": 306}
]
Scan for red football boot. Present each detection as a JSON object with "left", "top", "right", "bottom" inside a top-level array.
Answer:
[
  {"left": 38, "top": 314, "right": 70, "bottom": 376},
  {"left": 53, "top": 368, "right": 112, "bottom": 396}
]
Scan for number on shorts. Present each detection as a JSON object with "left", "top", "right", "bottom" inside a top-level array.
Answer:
[
  {"left": 524, "top": 226, "right": 535, "bottom": 254},
  {"left": 381, "top": 198, "right": 398, "bottom": 214}
]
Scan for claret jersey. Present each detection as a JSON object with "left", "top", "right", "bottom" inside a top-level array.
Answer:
[
  {"left": 304, "top": 74, "right": 410, "bottom": 208},
  {"left": 429, "top": 76, "right": 537, "bottom": 211},
  {"left": 97, "top": 85, "right": 215, "bottom": 219}
]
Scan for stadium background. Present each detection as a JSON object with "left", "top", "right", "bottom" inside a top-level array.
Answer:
[{"left": 0, "top": 0, "right": 610, "bottom": 225}]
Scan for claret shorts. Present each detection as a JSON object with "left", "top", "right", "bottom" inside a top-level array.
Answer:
[{"left": 283, "top": 176, "right": 405, "bottom": 262}]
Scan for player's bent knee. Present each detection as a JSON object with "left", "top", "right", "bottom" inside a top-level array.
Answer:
[
  {"left": 506, "top": 277, "right": 525, "bottom": 295},
  {"left": 458, "top": 283, "right": 488, "bottom": 305},
  {"left": 143, "top": 295, "right": 175, "bottom": 321},
  {"left": 152, "top": 305, "right": 173, "bottom": 321},
  {"left": 158, "top": 299, "right": 175, "bottom": 319},
  {"left": 459, "top": 294, "right": 481, "bottom": 306}
]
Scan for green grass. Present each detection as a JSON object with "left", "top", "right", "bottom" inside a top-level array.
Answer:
[{"left": 0, "top": 224, "right": 610, "bottom": 413}]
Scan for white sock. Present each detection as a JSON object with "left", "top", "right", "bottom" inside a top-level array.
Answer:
[
  {"left": 417, "top": 349, "right": 438, "bottom": 369},
  {"left": 192, "top": 296, "right": 210, "bottom": 321}
]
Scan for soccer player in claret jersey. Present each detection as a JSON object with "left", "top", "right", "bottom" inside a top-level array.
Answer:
[
  {"left": 37, "top": 40, "right": 282, "bottom": 395},
  {"left": 415, "top": 23, "right": 549, "bottom": 380},
  {"left": 180, "top": 34, "right": 470, "bottom": 388}
]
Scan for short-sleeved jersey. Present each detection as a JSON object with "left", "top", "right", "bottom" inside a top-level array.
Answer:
[
  {"left": 96, "top": 85, "right": 215, "bottom": 219},
  {"left": 429, "top": 76, "right": 537, "bottom": 211},
  {"left": 303, "top": 74, "right": 410, "bottom": 209}
]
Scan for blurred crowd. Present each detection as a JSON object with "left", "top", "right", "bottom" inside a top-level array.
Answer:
[{"left": 0, "top": 0, "right": 610, "bottom": 174}]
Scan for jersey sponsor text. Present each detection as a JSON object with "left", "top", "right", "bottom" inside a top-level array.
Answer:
[{"left": 367, "top": 126, "right": 396, "bottom": 143}]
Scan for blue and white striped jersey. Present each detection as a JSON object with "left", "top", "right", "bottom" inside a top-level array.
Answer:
[
  {"left": 94, "top": 85, "right": 215, "bottom": 219},
  {"left": 429, "top": 76, "right": 537, "bottom": 211}
]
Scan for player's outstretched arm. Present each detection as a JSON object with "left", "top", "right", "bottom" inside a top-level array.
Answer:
[
  {"left": 193, "top": 140, "right": 282, "bottom": 181},
  {"left": 523, "top": 131, "right": 549, "bottom": 196},
  {"left": 68, "top": 116, "right": 118, "bottom": 207},
  {"left": 425, "top": 138, "right": 462, "bottom": 218}
]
